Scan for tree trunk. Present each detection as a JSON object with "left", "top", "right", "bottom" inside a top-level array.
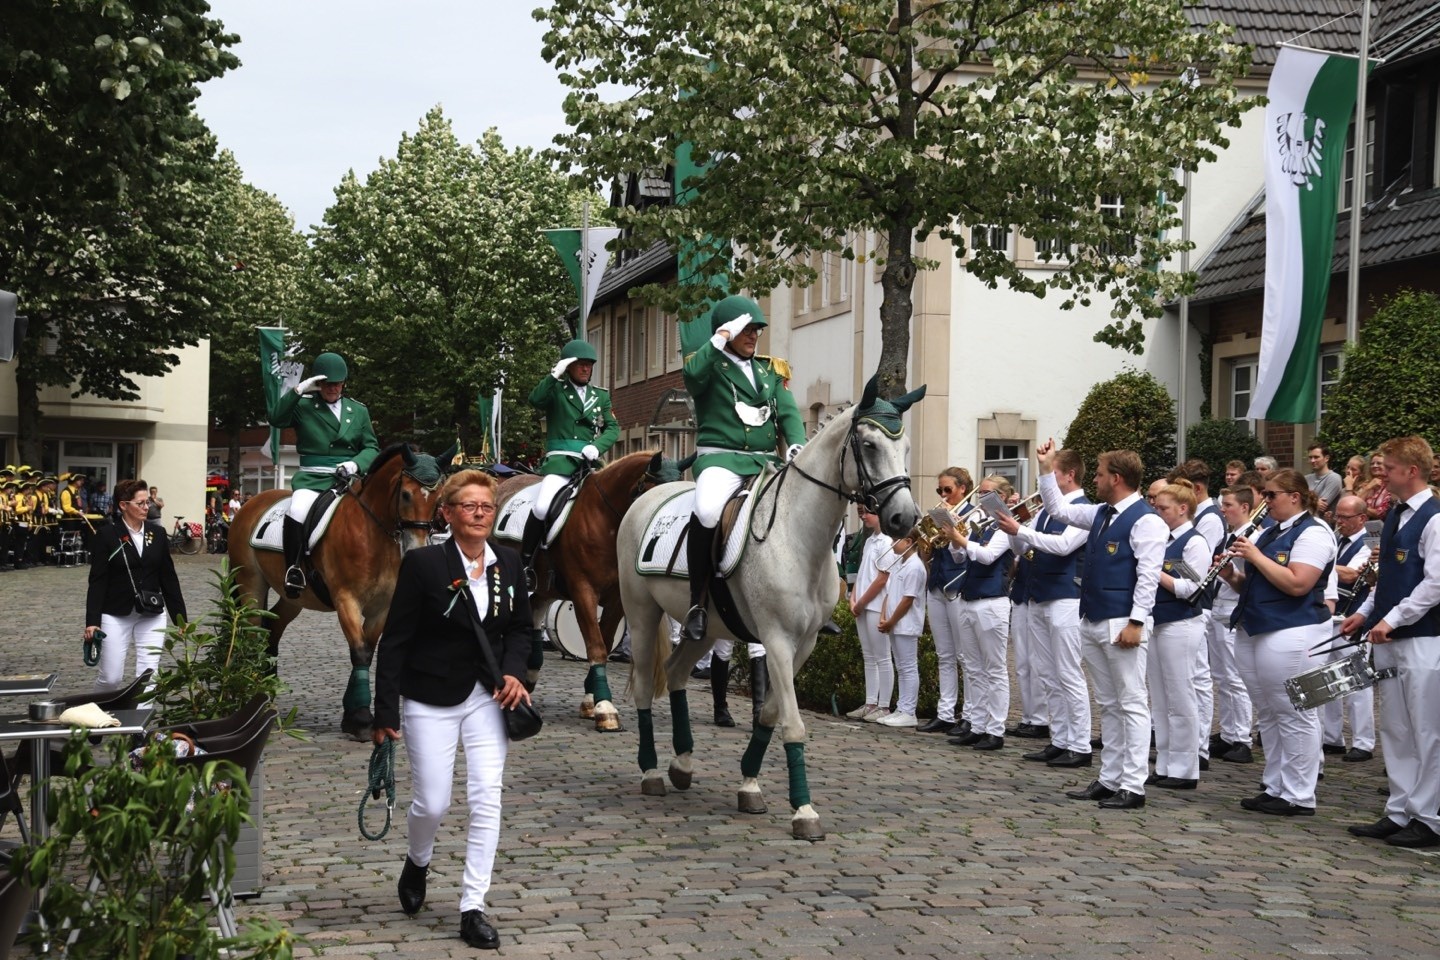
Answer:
[
  {"left": 877, "top": 222, "right": 918, "bottom": 400},
  {"left": 16, "top": 366, "right": 43, "bottom": 467},
  {"left": 452, "top": 390, "right": 472, "bottom": 460},
  {"left": 227, "top": 430, "right": 242, "bottom": 492}
]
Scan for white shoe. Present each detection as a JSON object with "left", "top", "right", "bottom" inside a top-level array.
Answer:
[
  {"left": 845, "top": 704, "right": 876, "bottom": 720},
  {"left": 864, "top": 708, "right": 891, "bottom": 723},
  {"left": 878, "top": 711, "right": 916, "bottom": 728}
]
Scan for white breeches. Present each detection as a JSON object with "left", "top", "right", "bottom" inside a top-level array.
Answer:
[
  {"left": 957, "top": 597, "right": 1010, "bottom": 736},
  {"left": 95, "top": 611, "right": 166, "bottom": 690},
  {"left": 531, "top": 473, "right": 570, "bottom": 520},
  {"left": 857, "top": 609, "right": 893, "bottom": 708},
  {"left": 287, "top": 487, "right": 319, "bottom": 524},
  {"left": 1149, "top": 617, "right": 1205, "bottom": 780},
  {"left": 1235, "top": 623, "right": 1324, "bottom": 808},
  {"left": 927, "top": 589, "right": 964, "bottom": 723},
  {"left": 694, "top": 466, "right": 744, "bottom": 529},
  {"left": 402, "top": 683, "right": 509, "bottom": 913},
  {"left": 1206, "top": 600, "right": 1252, "bottom": 745},
  {"left": 1373, "top": 634, "right": 1440, "bottom": 833},
  {"left": 711, "top": 638, "right": 765, "bottom": 662},
  {"left": 1033, "top": 598, "right": 1089, "bottom": 753},
  {"left": 1082, "top": 616, "right": 1151, "bottom": 795}
]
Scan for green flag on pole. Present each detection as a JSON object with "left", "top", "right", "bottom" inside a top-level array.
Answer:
[
  {"left": 674, "top": 136, "right": 732, "bottom": 358},
  {"left": 258, "top": 327, "right": 301, "bottom": 466},
  {"left": 542, "top": 226, "right": 622, "bottom": 328}
]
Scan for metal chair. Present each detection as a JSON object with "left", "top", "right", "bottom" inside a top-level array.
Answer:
[{"left": 0, "top": 871, "right": 32, "bottom": 960}]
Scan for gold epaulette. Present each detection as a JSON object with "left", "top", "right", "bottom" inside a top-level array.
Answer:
[{"left": 757, "top": 355, "right": 793, "bottom": 380}]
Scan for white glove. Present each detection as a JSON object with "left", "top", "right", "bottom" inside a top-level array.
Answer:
[
  {"left": 296, "top": 374, "right": 326, "bottom": 395},
  {"left": 335, "top": 461, "right": 358, "bottom": 479},
  {"left": 717, "top": 316, "right": 752, "bottom": 340},
  {"left": 581, "top": 444, "right": 599, "bottom": 462},
  {"left": 551, "top": 357, "right": 577, "bottom": 379},
  {"left": 785, "top": 443, "right": 804, "bottom": 463}
]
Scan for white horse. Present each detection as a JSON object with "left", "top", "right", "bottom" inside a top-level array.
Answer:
[{"left": 617, "top": 375, "right": 924, "bottom": 840}]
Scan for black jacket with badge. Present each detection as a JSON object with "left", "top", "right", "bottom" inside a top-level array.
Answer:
[
  {"left": 85, "top": 518, "right": 187, "bottom": 626},
  {"left": 373, "top": 541, "right": 533, "bottom": 731}
]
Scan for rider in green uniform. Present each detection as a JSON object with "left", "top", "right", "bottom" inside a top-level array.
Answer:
[
  {"left": 521, "top": 339, "right": 620, "bottom": 588},
  {"left": 681, "top": 295, "right": 805, "bottom": 643},
  {"left": 268, "top": 352, "right": 381, "bottom": 597}
]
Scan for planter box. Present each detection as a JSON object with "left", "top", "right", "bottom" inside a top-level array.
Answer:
[{"left": 232, "top": 760, "right": 263, "bottom": 899}]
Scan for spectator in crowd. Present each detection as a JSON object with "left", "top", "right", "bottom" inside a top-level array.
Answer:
[
  {"left": 146, "top": 486, "right": 165, "bottom": 523},
  {"left": 89, "top": 481, "right": 113, "bottom": 517},
  {"left": 1224, "top": 460, "right": 1246, "bottom": 488},
  {"left": 1342, "top": 455, "right": 1369, "bottom": 495},
  {"left": 1306, "top": 444, "right": 1343, "bottom": 519},
  {"left": 1360, "top": 450, "right": 1393, "bottom": 521},
  {"left": 1254, "top": 456, "right": 1278, "bottom": 477}
]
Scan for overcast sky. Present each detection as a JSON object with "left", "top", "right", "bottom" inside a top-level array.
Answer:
[{"left": 195, "top": 1, "right": 572, "bottom": 233}]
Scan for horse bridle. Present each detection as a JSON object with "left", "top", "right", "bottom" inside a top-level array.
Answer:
[{"left": 350, "top": 466, "right": 440, "bottom": 545}]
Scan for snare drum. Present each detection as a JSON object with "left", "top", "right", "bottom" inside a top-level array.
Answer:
[
  {"left": 1285, "top": 648, "right": 1396, "bottom": 711},
  {"left": 543, "top": 600, "right": 588, "bottom": 661}
]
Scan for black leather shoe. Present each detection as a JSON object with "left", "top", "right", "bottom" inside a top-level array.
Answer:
[
  {"left": 460, "top": 910, "right": 500, "bottom": 949},
  {"left": 1198, "top": 756, "right": 1210, "bottom": 771},
  {"left": 1066, "top": 780, "right": 1115, "bottom": 801},
  {"left": 972, "top": 734, "right": 1005, "bottom": 751},
  {"left": 1018, "top": 724, "right": 1050, "bottom": 739},
  {"left": 1155, "top": 777, "right": 1198, "bottom": 790},
  {"left": 1349, "top": 816, "right": 1406, "bottom": 839},
  {"left": 1098, "top": 789, "right": 1145, "bottom": 809},
  {"left": 1342, "top": 748, "right": 1374, "bottom": 762},
  {"left": 283, "top": 564, "right": 307, "bottom": 598},
  {"left": 714, "top": 708, "right": 735, "bottom": 727},
  {"left": 946, "top": 721, "right": 974, "bottom": 742},
  {"left": 397, "top": 856, "right": 427, "bottom": 915},
  {"left": 819, "top": 620, "right": 842, "bottom": 636},
  {"left": 952, "top": 730, "right": 984, "bottom": 746},
  {"left": 1321, "top": 742, "right": 1346, "bottom": 755},
  {"left": 1090, "top": 736, "right": 1104, "bottom": 750},
  {"left": 690, "top": 665, "right": 711, "bottom": 680},
  {"left": 1240, "top": 791, "right": 1276, "bottom": 811},
  {"left": 1024, "top": 745, "right": 1065, "bottom": 762},
  {"left": 917, "top": 718, "right": 955, "bottom": 734},
  {"left": 1245, "top": 794, "right": 1315, "bottom": 816},
  {"left": 1145, "top": 772, "right": 1161, "bottom": 785},
  {"left": 1220, "top": 743, "right": 1254, "bottom": 764},
  {"left": 1386, "top": 820, "right": 1440, "bottom": 848},
  {"left": 681, "top": 605, "right": 708, "bottom": 643},
  {"left": 1047, "top": 750, "right": 1093, "bottom": 768}
]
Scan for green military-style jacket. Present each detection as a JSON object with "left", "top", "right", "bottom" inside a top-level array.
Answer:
[
  {"left": 528, "top": 375, "right": 621, "bottom": 477},
  {"left": 683, "top": 339, "right": 805, "bottom": 477},
  {"left": 269, "top": 390, "right": 382, "bottom": 492}
]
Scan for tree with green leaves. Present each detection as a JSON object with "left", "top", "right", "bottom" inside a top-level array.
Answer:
[
  {"left": 1322, "top": 289, "right": 1440, "bottom": 463},
  {"left": 1062, "top": 368, "right": 1176, "bottom": 498},
  {"left": 2, "top": 0, "right": 239, "bottom": 463},
  {"left": 1185, "top": 416, "right": 1263, "bottom": 480},
  {"left": 300, "top": 109, "right": 590, "bottom": 456},
  {"left": 538, "top": 0, "right": 1252, "bottom": 395},
  {"left": 206, "top": 153, "right": 308, "bottom": 483}
]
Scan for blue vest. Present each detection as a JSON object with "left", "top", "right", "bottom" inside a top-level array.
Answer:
[
  {"left": 1027, "top": 498, "right": 1089, "bottom": 603},
  {"left": 1079, "top": 498, "right": 1155, "bottom": 622},
  {"left": 961, "top": 526, "right": 1013, "bottom": 601},
  {"left": 1231, "top": 514, "right": 1333, "bottom": 634},
  {"left": 1368, "top": 497, "right": 1440, "bottom": 638},
  {"left": 1153, "top": 528, "right": 1203, "bottom": 625},
  {"left": 928, "top": 536, "right": 967, "bottom": 595},
  {"left": 1335, "top": 533, "right": 1372, "bottom": 615},
  {"left": 1194, "top": 500, "right": 1224, "bottom": 549},
  {"left": 1009, "top": 548, "right": 1031, "bottom": 603}
]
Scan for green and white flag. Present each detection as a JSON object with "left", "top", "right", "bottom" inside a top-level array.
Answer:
[
  {"left": 542, "top": 226, "right": 622, "bottom": 331},
  {"left": 258, "top": 327, "right": 303, "bottom": 466},
  {"left": 1252, "top": 46, "right": 1365, "bottom": 423}
]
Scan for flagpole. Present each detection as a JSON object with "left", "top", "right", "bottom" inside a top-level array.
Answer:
[
  {"left": 580, "top": 200, "right": 590, "bottom": 341},
  {"left": 1178, "top": 165, "right": 1192, "bottom": 462},
  {"left": 1345, "top": 0, "right": 1373, "bottom": 348}
]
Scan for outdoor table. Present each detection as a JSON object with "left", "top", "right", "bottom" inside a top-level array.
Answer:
[{"left": 0, "top": 674, "right": 58, "bottom": 698}]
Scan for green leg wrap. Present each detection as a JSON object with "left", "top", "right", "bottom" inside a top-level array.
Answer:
[
  {"left": 589, "top": 664, "right": 613, "bottom": 704},
  {"left": 741, "top": 724, "right": 774, "bottom": 778},
  {"left": 343, "top": 667, "right": 371, "bottom": 713},
  {"left": 528, "top": 628, "right": 545, "bottom": 672},
  {"left": 638, "top": 709, "right": 657, "bottom": 772},
  {"left": 669, "top": 690, "right": 693, "bottom": 757},
  {"left": 785, "top": 741, "right": 811, "bottom": 810}
]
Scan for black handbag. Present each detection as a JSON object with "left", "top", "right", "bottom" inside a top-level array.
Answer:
[
  {"left": 468, "top": 601, "right": 542, "bottom": 741},
  {"left": 119, "top": 533, "right": 166, "bottom": 616}
]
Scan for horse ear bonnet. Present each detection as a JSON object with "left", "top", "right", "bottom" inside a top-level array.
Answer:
[{"left": 853, "top": 376, "right": 925, "bottom": 437}]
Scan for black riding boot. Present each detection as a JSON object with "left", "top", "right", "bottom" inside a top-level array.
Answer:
[
  {"left": 682, "top": 521, "right": 717, "bottom": 643},
  {"left": 711, "top": 656, "right": 735, "bottom": 727},
  {"left": 397, "top": 855, "right": 428, "bottom": 915},
  {"left": 519, "top": 512, "right": 544, "bottom": 592},
  {"left": 751, "top": 655, "right": 770, "bottom": 727},
  {"left": 282, "top": 516, "right": 306, "bottom": 598}
]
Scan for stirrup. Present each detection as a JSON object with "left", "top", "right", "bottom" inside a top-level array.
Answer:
[
  {"left": 523, "top": 566, "right": 537, "bottom": 592},
  {"left": 682, "top": 604, "right": 708, "bottom": 643},
  {"left": 284, "top": 565, "right": 307, "bottom": 594}
]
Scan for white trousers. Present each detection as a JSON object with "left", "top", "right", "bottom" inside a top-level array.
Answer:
[
  {"left": 1191, "top": 611, "right": 1215, "bottom": 759},
  {"left": 402, "top": 683, "right": 509, "bottom": 913},
  {"left": 1011, "top": 602, "right": 1050, "bottom": 725},
  {"left": 1205, "top": 600, "right": 1253, "bottom": 745},
  {"left": 889, "top": 632, "right": 920, "bottom": 715},
  {"left": 286, "top": 487, "right": 319, "bottom": 524},
  {"left": 711, "top": 637, "right": 765, "bottom": 662},
  {"left": 856, "top": 610, "right": 893, "bottom": 708},
  {"left": 926, "top": 589, "right": 964, "bottom": 723},
  {"left": 1032, "top": 598, "right": 1089, "bottom": 753},
  {"left": 694, "top": 466, "right": 744, "bottom": 529},
  {"left": 1235, "top": 624, "right": 1323, "bottom": 808},
  {"left": 1373, "top": 634, "right": 1440, "bottom": 833},
  {"left": 1081, "top": 616, "right": 1151, "bottom": 795},
  {"left": 1149, "top": 617, "right": 1205, "bottom": 779},
  {"left": 530, "top": 473, "right": 570, "bottom": 520},
  {"left": 95, "top": 610, "right": 167, "bottom": 690},
  {"left": 1319, "top": 619, "right": 1376, "bottom": 751},
  {"left": 957, "top": 596, "right": 1010, "bottom": 736}
]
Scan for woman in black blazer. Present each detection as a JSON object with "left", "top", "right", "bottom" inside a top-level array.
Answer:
[
  {"left": 373, "top": 468, "right": 533, "bottom": 951},
  {"left": 84, "top": 478, "right": 186, "bottom": 689}
]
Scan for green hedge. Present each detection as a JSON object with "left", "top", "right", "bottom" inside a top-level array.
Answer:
[
  {"left": 1185, "top": 417, "right": 1264, "bottom": 479},
  {"left": 1062, "top": 367, "right": 1177, "bottom": 498}
]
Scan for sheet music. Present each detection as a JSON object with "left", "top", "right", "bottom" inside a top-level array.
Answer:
[
  {"left": 928, "top": 505, "right": 956, "bottom": 531},
  {"left": 978, "top": 491, "right": 1012, "bottom": 521},
  {"left": 1167, "top": 560, "right": 1202, "bottom": 582}
]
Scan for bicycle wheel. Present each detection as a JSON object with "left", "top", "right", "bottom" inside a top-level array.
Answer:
[{"left": 178, "top": 533, "right": 203, "bottom": 555}]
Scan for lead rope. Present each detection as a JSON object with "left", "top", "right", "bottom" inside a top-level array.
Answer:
[{"left": 358, "top": 737, "right": 396, "bottom": 841}]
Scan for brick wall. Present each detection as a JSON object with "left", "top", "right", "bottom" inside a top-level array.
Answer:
[{"left": 612, "top": 369, "right": 684, "bottom": 431}]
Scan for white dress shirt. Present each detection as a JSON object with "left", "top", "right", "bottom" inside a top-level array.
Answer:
[{"left": 1037, "top": 474, "right": 1166, "bottom": 621}]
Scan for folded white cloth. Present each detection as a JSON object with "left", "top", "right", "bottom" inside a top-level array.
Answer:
[{"left": 57, "top": 703, "right": 120, "bottom": 728}]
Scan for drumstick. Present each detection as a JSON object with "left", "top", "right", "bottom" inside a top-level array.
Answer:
[{"left": 1308, "top": 630, "right": 1366, "bottom": 657}]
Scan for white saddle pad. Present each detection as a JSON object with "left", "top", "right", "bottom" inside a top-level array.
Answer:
[
  {"left": 249, "top": 497, "right": 344, "bottom": 553},
  {"left": 492, "top": 484, "right": 575, "bottom": 548},
  {"left": 634, "top": 485, "right": 758, "bottom": 579}
]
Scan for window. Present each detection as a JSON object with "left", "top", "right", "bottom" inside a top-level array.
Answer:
[
  {"left": 1341, "top": 107, "right": 1377, "bottom": 210},
  {"left": 971, "top": 224, "right": 1012, "bottom": 258},
  {"left": 613, "top": 314, "right": 629, "bottom": 382},
  {"left": 797, "top": 240, "right": 852, "bottom": 317},
  {"left": 1030, "top": 189, "right": 1074, "bottom": 263},
  {"left": 1318, "top": 349, "right": 1343, "bottom": 421},
  {"left": 631, "top": 308, "right": 647, "bottom": 380},
  {"left": 1230, "top": 358, "right": 1257, "bottom": 426},
  {"left": 1098, "top": 194, "right": 1132, "bottom": 257},
  {"left": 587, "top": 323, "right": 604, "bottom": 381},
  {"left": 981, "top": 441, "right": 1028, "bottom": 492}
]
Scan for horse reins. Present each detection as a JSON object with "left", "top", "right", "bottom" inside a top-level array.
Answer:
[{"left": 349, "top": 467, "right": 440, "bottom": 546}]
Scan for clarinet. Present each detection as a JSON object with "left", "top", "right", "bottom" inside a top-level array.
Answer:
[{"left": 1186, "top": 501, "right": 1269, "bottom": 607}]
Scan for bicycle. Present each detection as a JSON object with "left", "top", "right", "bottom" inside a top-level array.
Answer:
[
  {"left": 169, "top": 516, "right": 203, "bottom": 555},
  {"left": 205, "top": 515, "right": 229, "bottom": 555}
]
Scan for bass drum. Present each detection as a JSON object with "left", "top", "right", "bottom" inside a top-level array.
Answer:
[{"left": 544, "top": 600, "right": 588, "bottom": 662}]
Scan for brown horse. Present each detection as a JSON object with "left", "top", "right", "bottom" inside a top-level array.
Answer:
[
  {"left": 228, "top": 443, "right": 451, "bottom": 739},
  {"left": 496, "top": 450, "right": 689, "bottom": 731}
]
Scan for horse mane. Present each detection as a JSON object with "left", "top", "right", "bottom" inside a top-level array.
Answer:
[{"left": 365, "top": 442, "right": 417, "bottom": 478}]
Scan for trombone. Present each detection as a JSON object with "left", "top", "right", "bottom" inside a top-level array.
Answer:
[
  {"left": 939, "top": 489, "right": 1044, "bottom": 600},
  {"left": 876, "top": 490, "right": 981, "bottom": 573}
]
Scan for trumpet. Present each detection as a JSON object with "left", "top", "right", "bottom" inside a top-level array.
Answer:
[
  {"left": 970, "top": 490, "right": 1045, "bottom": 539},
  {"left": 878, "top": 491, "right": 982, "bottom": 572},
  {"left": 1186, "top": 500, "right": 1270, "bottom": 606}
]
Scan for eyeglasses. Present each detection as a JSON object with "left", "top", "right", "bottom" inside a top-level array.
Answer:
[
  {"left": 1333, "top": 512, "right": 1365, "bottom": 521},
  {"left": 448, "top": 501, "right": 496, "bottom": 516},
  {"left": 936, "top": 486, "right": 957, "bottom": 495},
  {"left": 127, "top": 498, "right": 150, "bottom": 507},
  {"left": 1261, "top": 490, "right": 1286, "bottom": 500}
]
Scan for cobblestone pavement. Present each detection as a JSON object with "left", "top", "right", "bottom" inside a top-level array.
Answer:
[{"left": 3, "top": 555, "right": 1438, "bottom": 958}]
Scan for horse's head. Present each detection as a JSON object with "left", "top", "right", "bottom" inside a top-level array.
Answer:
[{"left": 360, "top": 443, "right": 450, "bottom": 554}]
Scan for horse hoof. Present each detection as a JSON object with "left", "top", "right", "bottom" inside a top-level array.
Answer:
[
  {"left": 737, "top": 789, "right": 767, "bottom": 815},
  {"left": 791, "top": 817, "right": 825, "bottom": 842},
  {"left": 668, "top": 762, "right": 692, "bottom": 791},
  {"left": 641, "top": 775, "right": 667, "bottom": 797},
  {"left": 340, "top": 713, "right": 372, "bottom": 742},
  {"left": 579, "top": 694, "right": 595, "bottom": 719},
  {"left": 594, "top": 714, "right": 622, "bottom": 733}
]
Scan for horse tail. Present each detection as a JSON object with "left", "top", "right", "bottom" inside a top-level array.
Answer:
[{"left": 642, "top": 618, "right": 669, "bottom": 698}]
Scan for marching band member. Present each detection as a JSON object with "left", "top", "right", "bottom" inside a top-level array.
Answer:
[
  {"left": 1220, "top": 468, "right": 1334, "bottom": 817},
  {"left": 998, "top": 448, "right": 1092, "bottom": 768},
  {"left": 679, "top": 295, "right": 805, "bottom": 643},
  {"left": 921, "top": 468, "right": 971, "bottom": 734},
  {"left": 1147, "top": 478, "right": 1210, "bottom": 789},
  {"left": 1208, "top": 487, "right": 1256, "bottom": 763},
  {"left": 1035, "top": 440, "right": 1165, "bottom": 810},
  {"left": 521, "top": 338, "right": 619, "bottom": 589},
  {"left": 1320, "top": 495, "right": 1375, "bottom": 763},
  {"left": 876, "top": 533, "right": 927, "bottom": 727},
  {"left": 847, "top": 503, "right": 894, "bottom": 722},
  {"left": 1341, "top": 436, "right": 1440, "bottom": 848},
  {"left": 946, "top": 475, "right": 1015, "bottom": 752},
  {"left": 1169, "top": 460, "right": 1223, "bottom": 768}
]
